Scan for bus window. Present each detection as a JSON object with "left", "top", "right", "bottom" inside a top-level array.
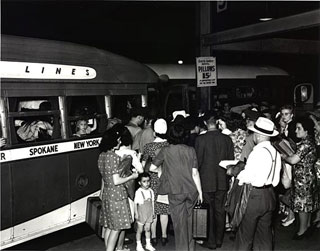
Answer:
[
  {"left": 212, "top": 87, "right": 233, "bottom": 103},
  {"left": 112, "top": 95, "right": 144, "bottom": 123},
  {"left": 8, "top": 97, "right": 61, "bottom": 144},
  {"left": 67, "top": 96, "right": 106, "bottom": 137},
  {"left": 235, "top": 86, "right": 256, "bottom": 99}
]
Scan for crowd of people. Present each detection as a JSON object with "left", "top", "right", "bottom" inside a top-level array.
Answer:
[{"left": 97, "top": 101, "right": 320, "bottom": 251}]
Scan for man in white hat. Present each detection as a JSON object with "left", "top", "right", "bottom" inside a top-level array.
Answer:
[{"left": 234, "top": 117, "right": 281, "bottom": 250}]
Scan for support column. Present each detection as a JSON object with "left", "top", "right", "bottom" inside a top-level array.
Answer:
[{"left": 199, "top": 1, "right": 212, "bottom": 112}]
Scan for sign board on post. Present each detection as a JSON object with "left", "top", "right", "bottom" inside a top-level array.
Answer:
[
  {"left": 217, "top": 0, "right": 228, "bottom": 13},
  {"left": 196, "top": 57, "right": 217, "bottom": 87}
]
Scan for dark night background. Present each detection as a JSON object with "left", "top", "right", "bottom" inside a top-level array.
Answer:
[{"left": 1, "top": 1, "right": 320, "bottom": 90}]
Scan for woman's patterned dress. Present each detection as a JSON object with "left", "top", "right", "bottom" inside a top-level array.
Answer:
[
  {"left": 292, "top": 136, "right": 317, "bottom": 212},
  {"left": 142, "top": 141, "right": 170, "bottom": 215},
  {"left": 98, "top": 151, "right": 133, "bottom": 230}
]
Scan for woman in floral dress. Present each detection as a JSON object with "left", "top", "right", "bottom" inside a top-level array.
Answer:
[
  {"left": 142, "top": 118, "right": 170, "bottom": 246},
  {"left": 98, "top": 125, "right": 138, "bottom": 251},
  {"left": 283, "top": 118, "right": 317, "bottom": 239},
  {"left": 309, "top": 109, "right": 320, "bottom": 227},
  {"left": 218, "top": 113, "right": 247, "bottom": 231}
]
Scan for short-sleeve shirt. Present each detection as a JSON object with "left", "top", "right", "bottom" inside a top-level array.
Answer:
[
  {"left": 237, "top": 141, "right": 281, "bottom": 187},
  {"left": 152, "top": 144, "right": 198, "bottom": 195},
  {"left": 134, "top": 187, "right": 154, "bottom": 205}
]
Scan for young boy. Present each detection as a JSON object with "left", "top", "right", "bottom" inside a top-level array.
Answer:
[{"left": 134, "top": 172, "right": 155, "bottom": 251}]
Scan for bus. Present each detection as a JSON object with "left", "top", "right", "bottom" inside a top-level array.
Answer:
[
  {"left": 0, "top": 35, "right": 159, "bottom": 249},
  {"left": 147, "top": 64, "right": 314, "bottom": 117}
]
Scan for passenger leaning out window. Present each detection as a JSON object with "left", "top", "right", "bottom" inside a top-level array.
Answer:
[{"left": 17, "top": 117, "right": 53, "bottom": 142}]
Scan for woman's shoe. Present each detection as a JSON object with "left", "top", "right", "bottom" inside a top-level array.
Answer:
[
  {"left": 161, "top": 237, "right": 168, "bottom": 246},
  {"left": 281, "top": 215, "right": 288, "bottom": 223},
  {"left": 151, "top": 238, "right": 158, "bottom": 247},
  {"left": 282, "top": 217, "right": 295, "bottom": 227},
  {"left": 292, "top": 228, "right": 311, "bottom": 240},
  {"left": 312, "top": 219, "right": 320, "bottom": 227}
]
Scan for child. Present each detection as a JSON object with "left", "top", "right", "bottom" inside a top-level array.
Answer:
[
  {"left": 74, "top": 118, "right": 97, "bottom": 137},
  {"left": 134, "top": 172, "right": 155, "bottom": 251}
]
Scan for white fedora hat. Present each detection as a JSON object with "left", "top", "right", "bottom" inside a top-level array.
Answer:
[
  {"left": 248, "top": 117, "right": 279, "bottom": 137},
  {"left": 172, "top": 110, "right": 189, "bottom": 121}
]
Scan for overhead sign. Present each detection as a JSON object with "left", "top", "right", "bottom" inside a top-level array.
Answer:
[
  {"left": 196, "top": 57, "right": 217, "bottom": 87},
  {"left": 0, "top": 61, "right": 96, "bottom": 79},
  {"left": 217, "top": 0, "right": 228, "bottom": 13}
]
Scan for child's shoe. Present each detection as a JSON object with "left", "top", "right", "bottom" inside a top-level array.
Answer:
[
  {"left": 145, "top": 244, "right": 155, "bottom": 251},
  {"left": 136, "top": 245, "right": 145, "bottom": 251}
]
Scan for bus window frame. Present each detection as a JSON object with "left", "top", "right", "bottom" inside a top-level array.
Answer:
[
  {"left": 6, "top": 96, "right": 61, "bottom": 146},
  {"left": 66, "top": 95, "right": 107, "bottom": 138}
]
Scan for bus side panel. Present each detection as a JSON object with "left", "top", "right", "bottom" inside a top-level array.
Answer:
[
  {"left": 1, "top": 163, "right": 13, "bottom": 230},
  {"left": 11, "top": 154, "right": 69, "bottom": 226},
  {"left": 69, "top": 148, "right": 101, "bottom": 203}
]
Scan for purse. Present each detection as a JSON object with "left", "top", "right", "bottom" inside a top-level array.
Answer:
[{"left": 272, "top": 137, "right": 296, "bottom": 157}]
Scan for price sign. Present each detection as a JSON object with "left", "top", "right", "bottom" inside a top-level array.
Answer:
[{"left": 196, "top": 57, "right": 217, "bottom": 87}]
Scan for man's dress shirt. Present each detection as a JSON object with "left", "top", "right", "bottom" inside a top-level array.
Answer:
[{"left": 237, "top": 141, "right": 281, "bottom": 187}]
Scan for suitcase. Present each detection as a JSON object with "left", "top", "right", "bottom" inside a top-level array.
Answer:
[
  {"left": 192, "top": 203, "right": 208, "bottom": 239},
  {"left": 85, "top": 196, "right": 103, "bottom": 238}
]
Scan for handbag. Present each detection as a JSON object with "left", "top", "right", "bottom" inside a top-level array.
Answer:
[
  {"left": 119, "top": 155, "right": 136, "bottom": 200},
  {"left": 272, "top": 137, "right": 296, "bottom": 157}
]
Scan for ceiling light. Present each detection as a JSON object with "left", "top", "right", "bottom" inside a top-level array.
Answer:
[
  {"left": 259, "top": 17, "right": 273, "bottom": 22},
  {"left": 260, "top": 2, "right": 273, "bottom": 22}
]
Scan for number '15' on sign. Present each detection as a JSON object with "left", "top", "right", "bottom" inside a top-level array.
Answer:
[{"left": 203, "top": 72, "right": 211, "bottom": 79}]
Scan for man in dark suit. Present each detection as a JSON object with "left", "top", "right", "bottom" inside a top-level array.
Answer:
[{"left": 195, "top": 112, "right": 234, "bottom": 249}]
